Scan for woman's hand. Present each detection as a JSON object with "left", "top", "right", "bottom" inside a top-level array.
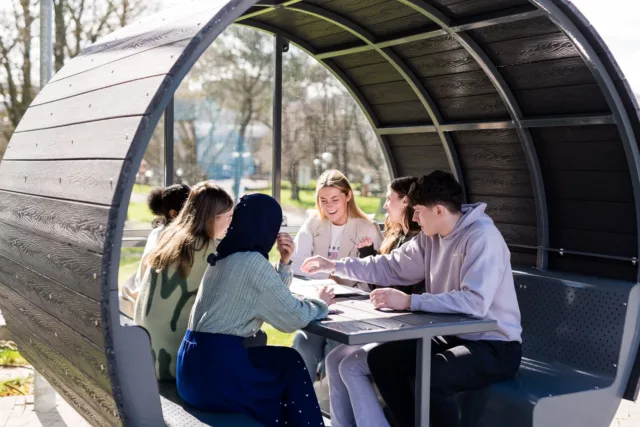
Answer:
[
  {"left": 276, "top": 233, "right": 294, "bottom": 264},
  {"left": 370, "top": 288, "right": 411, "bottom": 311},
  {"left": 315, "top": 285, "right": 336, "bottom": 306},
  {"left": 356, "top": 237, "right": 373, "bottom": 249},
  {"left": 301, "top": 255, "right": 336, "bottom": 274}
]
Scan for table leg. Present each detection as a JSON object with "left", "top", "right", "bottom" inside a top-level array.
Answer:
[{"left": 415, "top": 337, "right": 432, "bottom": 427}]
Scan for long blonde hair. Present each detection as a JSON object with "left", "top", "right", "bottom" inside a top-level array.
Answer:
[
  {"left": 146, "top": 181, "right": 233, "bottom": 278},
  {"left": 315, "top": 170, "right": 368, "bottom": 221}
]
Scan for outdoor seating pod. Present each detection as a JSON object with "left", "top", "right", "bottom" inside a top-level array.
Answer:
[{"left": 0, "top": 0, "right": 639, "bottom": 425}]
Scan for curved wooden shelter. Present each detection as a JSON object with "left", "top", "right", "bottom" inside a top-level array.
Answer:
[{"left": 0, "top": 0, "right": 639, "bottom": 425}]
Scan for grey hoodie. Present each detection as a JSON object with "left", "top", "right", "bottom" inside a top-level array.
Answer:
[{"left": 334, "top": 203, "right": 522, "bottom": 342}]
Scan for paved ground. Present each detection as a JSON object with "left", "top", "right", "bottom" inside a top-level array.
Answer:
[{"left": 0, "top": 391, "right": 635, "bottom": 426}]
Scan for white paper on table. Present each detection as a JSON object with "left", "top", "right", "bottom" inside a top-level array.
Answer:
[{"left": 290, "top": 276, "right": 370, "bottom": 298}]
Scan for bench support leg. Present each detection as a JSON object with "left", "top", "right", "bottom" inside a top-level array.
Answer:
[
  {"left": 34, "top": 371, "right": 56, "bottom": 413},
  {"left": 415, "top": 337, "right": 432, "bottom": 427}
]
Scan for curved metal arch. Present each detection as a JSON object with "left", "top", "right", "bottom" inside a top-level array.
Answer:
[
  {"left": 397, "top": 0, "right": 549, "bottom": 269},
  {"left": 237, "top": 20, "right": 399, "bottom": 179},
  {"left": 529, "top": 0, "right": 640, "bottom": 281},
  {"left": 287, "top": 3, "right": 467, "bottom": 201}
]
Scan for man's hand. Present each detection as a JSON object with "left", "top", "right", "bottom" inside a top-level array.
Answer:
[
  {"left": 301, "top": 255, "right": 336, "bottom": 274},
  {"left": 370, "top": 288, "right": 411, "bottom": 311},
  {"left": 276, "top": 233, "right": 294, "bottom": 264}
]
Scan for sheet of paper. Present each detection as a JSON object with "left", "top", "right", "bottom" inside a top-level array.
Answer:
[{"left": 291, "top": 276, "right": 370, "bottom": 298}]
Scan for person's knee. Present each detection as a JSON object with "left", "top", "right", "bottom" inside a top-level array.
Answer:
[{"left": 338, "top": 350, "right": 367, "bottom": 381}]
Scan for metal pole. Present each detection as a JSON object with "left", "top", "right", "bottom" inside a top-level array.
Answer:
[
  {"left": 40, "top": 0, "right": 53, "bottom": 87},
  {"left": 164, "top": 98, "right": 175, "bottom": 186},
  {"left": 272, "top": 35, "right": 285, "bottom": 203}
]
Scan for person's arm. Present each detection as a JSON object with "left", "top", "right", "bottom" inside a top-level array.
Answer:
[
  {"left": 410, "top": 229, "right": 508, "bottom": 318},
  {"left": 275, "top": 260, "right": 293, "bottom": 288},
  {"left": 357, "top": 244, "right": 377, "bottom": 258},
  {"left": 254, "top": 263, "right": 329, "bottom": 333}
]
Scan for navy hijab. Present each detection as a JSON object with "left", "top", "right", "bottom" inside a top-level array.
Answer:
[{"left": 208, "top": 193, "right": 282, "bottom": 266}]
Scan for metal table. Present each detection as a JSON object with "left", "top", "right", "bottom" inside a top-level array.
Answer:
[{"left": 298, "top": 290, "right": 497, "bottom": 427}]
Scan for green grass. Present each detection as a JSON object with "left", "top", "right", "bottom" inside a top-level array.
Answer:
[
  {"left": 0, "top": 348, "right": 29, "bottom": 367},
  {"left": 127, "top": 201, "right": 155, "bottom": 226},
  {"left": 119, "top": 248, "right": 144, "bottom": 284},
  {"left": 0, "top": 376, "right": 33, "bottom": 397}
]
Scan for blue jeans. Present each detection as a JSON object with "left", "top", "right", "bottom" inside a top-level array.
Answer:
[{"left": 292, "top": 331, "right": 340, "bottom": 380}]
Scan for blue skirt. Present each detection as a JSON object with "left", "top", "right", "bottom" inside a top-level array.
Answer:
[{"left": 176, "top": 330, "right": 324, "bottom": 427}]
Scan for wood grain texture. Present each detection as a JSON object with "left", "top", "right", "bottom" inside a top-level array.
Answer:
[
  {"left": 543, "top": 170, "right": 633, "bottom": 203},
  {"left": 0, "top": 285, "right": 110, "bottom": 391},
  {"left": 536, "top": 140, "right": 627, "bottom": 172},
  {"left": 258, "top": 8, "right": 320, "bottom": 30},
  {"left": 360, "top": 81, "right": 418, "bottom": 105},
  {"left": 549, "top": 200, "right": 636, "bottom": 235},
  {"left": 333, "top": 49, "right": 387, "bottom": 69},
  {"left": 469, "top": 195, "right": 536, "bottom": 225},
  {"left": 391, "top": 145, "right": 450, "bottom": 170},
  {"left": 515, "top": 84, "right": 609, "bottom": 116},
  {"left": 388, "top": 133, "right": 443, "bottom": 147},
  {"left": 15, "top": 76, "right": 166, "bottom": 132},
  {"left": 451, "top": 128, "right": 520, "bottom": 145},
  {"left": 346, "top": 62, "right": 404, "bottom": 86},
  {"left": 510, "top": 251, "right": 537, "bottom": 267},
  {"left": 4, "top": 117, "right": 144, "bottom": 161},
  {"left": 393, "top": 34, "right": 461, "bottom": 59},
  {"left": 367, "top": 13, "right": 436, "bottom": 39},
  {"left": 0, "top": 160, "right": 125, "bottom": 206},
  {"left": 308, "top": 31, "right": 360, "bottom": 50},
  {"left": 407, "top": 49, "right": 480, "bottom": 78},
  {"left": 464, "top": 169, "right": 533, "bottom": 197},
  {"left": 373, "top": 102, "right": 432, "bottom": 126},
  {"left": 501, "top": 57, "right": 594, "bottom": 91},
  {"left": 438, "top": 93, "right": 509, "bottom": 121},
  {"left": 6, "top": 312, "right": 119, "bottom": 426},
  {"left": 471, "top": 16, "right": 559, "bottom": 45},
  {"left": 445, "top": 0, "right": 531, "bottom": 19},
  {"left": 0, "top": 221, "right": 103, "bottom": 300},
  {"left": 530, "top": 125, "right": 620, "bottom": 144},
  {"left": 457, "top": 144, "right": 527, "bottom": 170},
  {"left": 0, "top": 254, "right": 103, "bottom": 345},
  {"left": 422, "top": 70, "right": 496, "bottom": 99},
  {"left": 0, "top": 191, "right": 109, "bottom": 253},
  {"left": 486, "top": 32, "right": 579, "bottom": 67},
  {"left": 401, "top": 167, "right": 444, "bottom": 177},
  {"left": 495, "top": 223, "right": 537, "bottom": 246}
]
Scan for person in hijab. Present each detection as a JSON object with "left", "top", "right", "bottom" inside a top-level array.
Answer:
[{"left": 176, "top": 193, "right": 335, "bottom": 427}]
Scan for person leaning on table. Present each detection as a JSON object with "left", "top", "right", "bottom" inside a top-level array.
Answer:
[{"left": 301, "top": 170, "right": 523, "bottom": 427}]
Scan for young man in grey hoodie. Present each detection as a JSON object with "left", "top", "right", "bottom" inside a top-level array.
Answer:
[{"left": 301, "top": 170, "right": 522, "bottom": 427}]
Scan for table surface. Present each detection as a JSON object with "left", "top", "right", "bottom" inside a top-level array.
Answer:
[{"left": 291, "top": 278, "right": 498, "bottom": 345}]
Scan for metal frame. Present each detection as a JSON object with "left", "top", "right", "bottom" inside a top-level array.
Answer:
[
  {"left": 287, "top": 3, "right": 467, "bottom": 200},
  {"left": 234, "top": 0, "right": 303, "bottom": 22},
  {"left": 396, "top": 0, "right": 549, "bottom": 269},
  {"left": 530, "top": 0, "right": 640, "bottom": 282},
  {"left": 164, "top": 97, "right": 175, "bottom": 186},
  {"left": 238, "top": 19, "right": 399, "bottom": 178},
  {"left": 272, "top": 35, "right": 285, "bottom": 203}
]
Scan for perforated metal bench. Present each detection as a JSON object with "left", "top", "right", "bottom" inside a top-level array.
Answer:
[{"left": 458, "top": 269, "right": 640, "bottom": 427}]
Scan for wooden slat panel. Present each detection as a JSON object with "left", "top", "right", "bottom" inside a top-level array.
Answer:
[
  {"left": 0, "top": 192, "right": 108, "bottom": 253},
  {"left": 0, "top": 285, "right": 110, "bottom": 391},
  {"left": 360, "top": 81, "right": 418, "bottom": 105},
  {"left": 510, "top": 250, "right": 537, "bottom": 267},
  {"left": 346, "top": 63, "right": 403, "bottom": 86},
  {"left": 402, "top": 167, "right": 443, "bottom": 177},
  {"left": 309, "top": 31, "right": 360, "bottom": 50},
  {"left": 393, "top": 35, "right": 460, "bottom": 59},
  {"left": 451, "top": 129, "right": 520, "bottom": 145},
  {"left": 496, "top": 223, "right": 537, "bottom": 246},
  {"left": 457, "top": 144, "right": 527, "bottom": 170},
  {"left": 469, "top": 195, "right": 536, "bottom": 225},
  {"left": 486, "top": 33, "right": 579, "bottom": 67},
  {"left": 34, "top": 41, "right": 188, "bottom": 106},
  {"left": 4, "top": 117, "right": 142, "bottom": 161},
  {"left": 549, "top": 200, "right": 636, "bottom": 235},
  {"left": 0, "top": 254, "right": 103, "bottom": 345},
  {"left": 515, "top": 84, "right": 609, "bottom": 116},
  {"left": 6, "top": 313, "right": 119, "bottom": 426},
  {"left": 258, "top": 8, "right": 320, "bottom": 30},
  {"left": 15, "top": 76, "right": 164, "bottom": 133},
  {"left": 373, "top": 102, "right": 432, "bottom": 126},
  {"left": 391, "top": 145, "right": 450, "bottom": 170},
  {"left": 501, "top": 57, "right": 594, "bottom": 91},
  {"left": 543, "top": 170, "right": 633, "bottom": 203},
  {"left": 550, "top": 228, "right": 637, "bottom": 258},
  {"left": 0, "top": 222, "right": 103, "bottom": 300},
  {"left": 446, "top": 0, "right": 531, "bottom": 19},
  {"left": 530, "top": 125, "right": 620, "bottom": 143},
  {"left": 464, "top": 169, "right": 533, "bottom": 197},
  {"left": 388, "top": 133, "right": 442, "bottom": 147},
  {"left": 368, "top": 14, "right": 436, "bottom": 39},
  {"left": 471, "top": 16, "right": 559, "bottom": 44},
  {"left": 0, "top": 160, "right": 125, "bottom": 206},
  {"left": 438, "top": 93, "right": 509, "bottom": 121},
  {"left": 423, "top": 71, "right": 496, "bottom": 99},
  {"left": 333, "top": 50, "right": 387, "bottom": 69},
  {"left": 536, "top": 141, "right": 627, "bottom": 172},
  {"left": 408, "top": 49, "right": 480, "bottom": 78}
]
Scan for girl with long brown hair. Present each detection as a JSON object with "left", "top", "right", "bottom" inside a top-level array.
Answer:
[{"left": 134, "top": 181, "right": 233, "bottom": 380}]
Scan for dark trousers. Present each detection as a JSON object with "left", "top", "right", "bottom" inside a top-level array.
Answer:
[{"left": 368, "top": 336, "right": 521, "bottom": 427}]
